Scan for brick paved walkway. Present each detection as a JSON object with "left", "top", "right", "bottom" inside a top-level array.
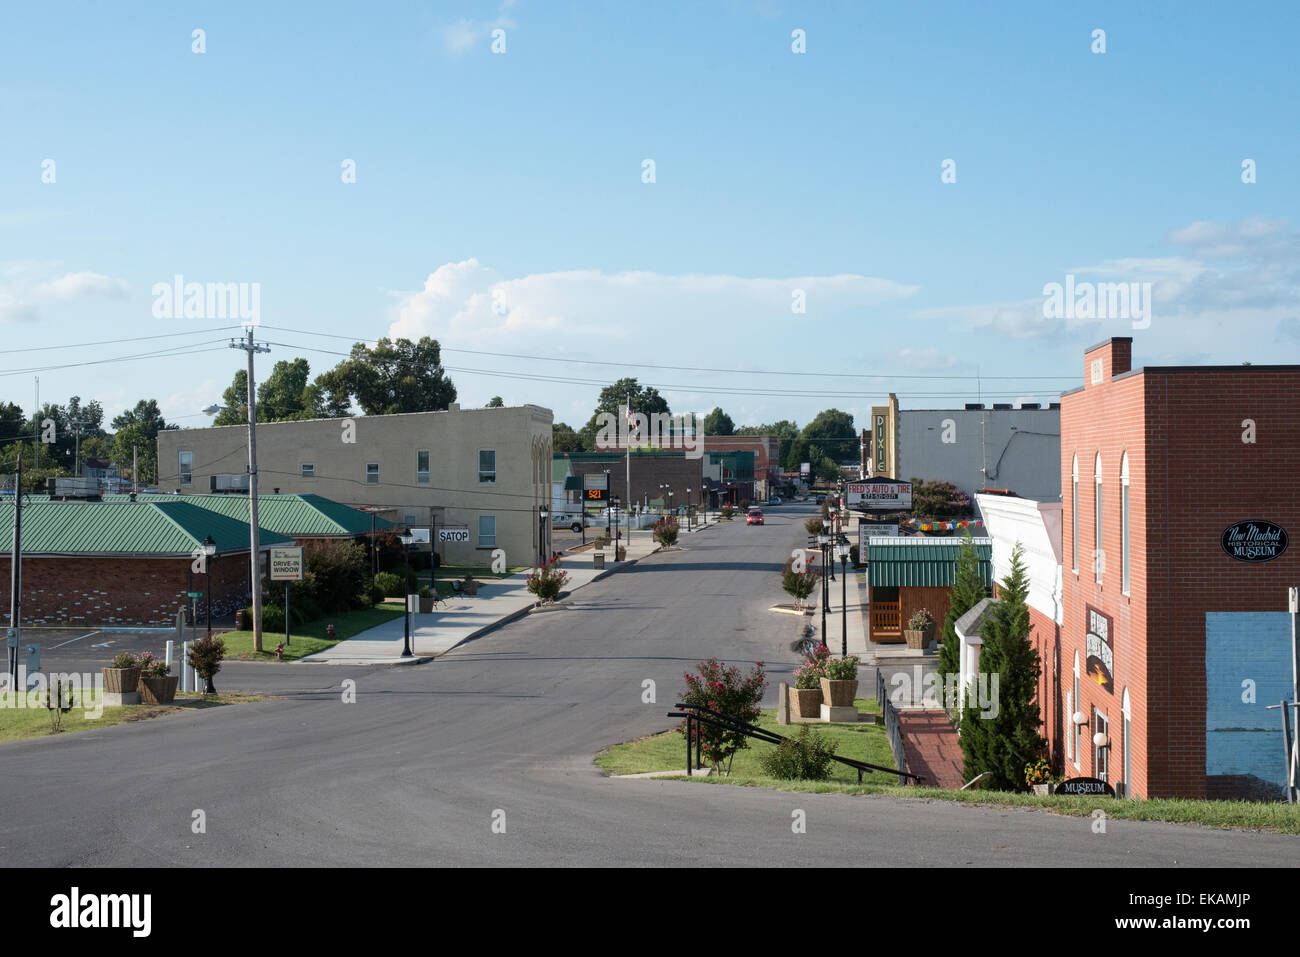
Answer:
[{"left": 897, "top": 710, "right": 965, "bottom": 789}]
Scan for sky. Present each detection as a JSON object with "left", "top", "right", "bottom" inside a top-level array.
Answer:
[{"left": 3, "top": 0, "right": 1299, "bottom": 435}]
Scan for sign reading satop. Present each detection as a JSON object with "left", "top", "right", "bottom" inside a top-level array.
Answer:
[
  {"left": 269, "top": 546, "right": 305, "bottom": 582},
  {"left": 439, "top": 526, "right": 470, "bottom": 544},
  {"left": 584, "top": 471, "right": 609, "bottom": 502},
  {"left": 847, "top": 480, "right": 912, "bottom": 509}
]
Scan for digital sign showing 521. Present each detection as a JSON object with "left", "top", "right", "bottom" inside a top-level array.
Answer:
[{"left": 586, "top": 488, "right": 607, "bottom": 501}]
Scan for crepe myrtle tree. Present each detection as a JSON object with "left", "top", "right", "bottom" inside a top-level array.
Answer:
[{"left": 678, "top": 658, "right": 767, "bottom": 774}]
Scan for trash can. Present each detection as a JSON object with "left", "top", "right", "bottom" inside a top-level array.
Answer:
[{"left": 593, "top": 552, "right": 606, "bottom": 570}]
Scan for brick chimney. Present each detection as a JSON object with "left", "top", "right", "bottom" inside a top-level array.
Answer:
[{"left": 1083, "top": 337, "right": 1132, "bottom": 388}]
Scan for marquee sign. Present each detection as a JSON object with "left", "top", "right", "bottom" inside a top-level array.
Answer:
[
  {"left": 1221, "top": 521, "right": 1288, "bottom": 563},
  {"left": 873, "top": 412, "right": 889, "bottom": 475},
  {"left": 1058, "top": 777, "right": 1115, "bottom": 797},
  {"left": 1085, "top": 604, "right": 1114, "bottom": 694},
  {"left": 847, "top": 479, "right": 912, "bottom": 510},
  {"left": 583, "top": 472, "right": 609, "bottom": 502}
]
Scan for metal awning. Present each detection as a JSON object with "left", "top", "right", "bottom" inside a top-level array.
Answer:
[{"left": 867, "top": 538, "right": 993, "bottom": 588}]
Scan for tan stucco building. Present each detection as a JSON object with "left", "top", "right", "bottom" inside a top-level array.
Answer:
[{"left": 157, "top": 403, "right": 554, "bottom": 566}]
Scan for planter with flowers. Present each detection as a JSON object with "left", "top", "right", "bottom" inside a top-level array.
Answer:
[
  {"left": 904, "top": 608, "right": 936, "bottom": 650},
  {"left": 819, "top": 654, "right": 860, "bottom": 707},
  {"left": 790, "top": 644, "right": 830, "bottom": 719},
  {"left": 101, "top": 652, "right": 141, "bottom": 694},
  {"left": 1025, "top": 758, "right": 1059, "bottom": 796},
  {"left": 136, "top": 652, "right": 178, "bottom": 705}
]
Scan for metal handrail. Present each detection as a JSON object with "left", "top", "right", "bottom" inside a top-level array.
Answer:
[
  {"left": 670, "top": 702, "right": 924, "bottom": 785},
  {"left": 876, "top": 669, "right": 913, "bottom": 785}
]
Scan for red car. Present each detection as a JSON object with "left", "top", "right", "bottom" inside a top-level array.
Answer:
[{"left": 746, "top": 508, "right": 764, "bottom": 525}]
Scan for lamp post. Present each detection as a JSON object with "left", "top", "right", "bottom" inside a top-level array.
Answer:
[
  {"left": 538, "top": 504, "right": 549, "bottom": 565},
  {"left": 202, "top": 535, "right": 217, "bottom": 639},
  {"left": 685, "top": 487, "right": 692, "bottom": 528},
  {"left": 612, "top": 495, "right": 621, "bottom": 560},
  {"left": 826, "top": 509, "right": 836, "bottom": 581},
  {"left": 399, "top": 527, "right": 413, "bottom": 658},
  {"left": 835, "top": 534, "right": 851, "bottom": 657},
  {"left": 817, "top": 528, "right": 830, "bottom": 642}
]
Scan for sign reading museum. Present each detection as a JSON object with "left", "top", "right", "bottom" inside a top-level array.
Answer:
[{"left": 1221, "top": 521, "right": 1288, "bottom": 563}]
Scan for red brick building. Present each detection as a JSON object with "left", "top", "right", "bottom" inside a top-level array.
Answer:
[{"left": 1059, "top": 338, "right": 1300, "bottom": 799}]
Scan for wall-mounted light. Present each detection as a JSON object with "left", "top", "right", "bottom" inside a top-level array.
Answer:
[
  {"left": 1072, "top": 711, "right": 1088, "bottom": 727},
  {"left": 1093, "top": 732, "right": 1109, "bottom": 749}
]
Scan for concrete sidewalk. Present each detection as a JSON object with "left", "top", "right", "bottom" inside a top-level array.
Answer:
[{"left": 301, "top": 522, "right": 707, "bottom": 665}]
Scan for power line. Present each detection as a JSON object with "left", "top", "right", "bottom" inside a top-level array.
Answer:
[
  {"left": 0, "top": 326, "right": 241, "bottom": 354},
  {"left": 258, "top": 324, "right": 1077, "bottom": 380}
]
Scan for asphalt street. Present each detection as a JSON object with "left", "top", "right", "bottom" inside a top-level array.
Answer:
[{"left": 2, "top": 503, "right": 1297, "bottom": 867}]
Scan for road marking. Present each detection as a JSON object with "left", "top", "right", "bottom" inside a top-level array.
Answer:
[
  {"left": 50, "top": 630, "right": 101, "bottom": 649},
  {"left": 90, "top": 641, "right": 115, "bottom": 649}
]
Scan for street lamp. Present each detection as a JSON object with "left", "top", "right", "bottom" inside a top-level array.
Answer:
[
  {"left": 538, "top": 504, "right": 549, "bottom": 565},
  {"left": 398, "top": 527, "right": 413, "bottom": 658},
  {"left": 612, "top": 495, "right": 621, "bottom": 560},
  {"left": 817, "top": 527, "right": 830, "bottom": 641},
  {"left": 685, "top": 486, "right": 692, "bottom": 528},
  {"left": 202, "top": 534, "right": 217, "bottom": 639},
  {"left": 835, "top": 534, "right": 852, "bottom": 657}
]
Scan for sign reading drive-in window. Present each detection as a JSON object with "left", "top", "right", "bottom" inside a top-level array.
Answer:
[
  {"left": 439, "top": 527, "right": 471, "bottom": 544},
  {"left": 269, "top": 546, "right": 304, "bottom": 582}
]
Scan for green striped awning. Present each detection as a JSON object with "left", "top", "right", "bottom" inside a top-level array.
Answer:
[{"left": 867, "top": 538, "right": 993, "bottom": 588}]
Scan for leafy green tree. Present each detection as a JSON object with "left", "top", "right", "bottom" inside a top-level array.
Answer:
[
  {"left": 800, "top": 409, "right": 856, "bottom": 465},
  {"left": 937, "top": 533, "right": 987, "bottom": 716},
  {"left": 552, "top": 422, "right": 584, "bottom": 454},
  {"left": 215, "top": 358, "right": 335, "bottom": 425},
  {"left": 910, "top": 478, "right": 974, "bottom": 520},
  {"left": 485, "top": 395, "right": 504, "bottom": 408},
  {"left": 579, "top": 378, "right": 669, "bottom": 448},
  {"left": 313, "top": 337, "right": 457, "bottom": 415},
  {"left": 959, "top": 543, "right": 1045, "bottom": 790},
  {"left": 111, "top": 399, "right": 171, "bottom": 438},
  {"left": 702, "top": 407, "right": 734, "bottom": 436},
  {"left": 111, "top": 424, "right": 158, "bottom": 484},
  {"left": 0, "top": 402, "right": 26, "bottom": 445}
]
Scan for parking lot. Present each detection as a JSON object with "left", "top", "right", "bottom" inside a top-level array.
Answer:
[{"left": 9, "top": 625, "right": 195, "bottom": 678}]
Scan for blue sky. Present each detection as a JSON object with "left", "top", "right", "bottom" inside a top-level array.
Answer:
[{"left": 3, "top": 0, "right": 1298, "bottom": 433}]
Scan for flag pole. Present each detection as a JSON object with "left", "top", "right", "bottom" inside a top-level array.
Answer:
[{"left": 625, "top": 392, "right": 632, "bottom": 540}]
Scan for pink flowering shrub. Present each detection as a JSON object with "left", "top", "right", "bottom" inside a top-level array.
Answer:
[{"left": 678, "top": 658, "right": 767, "bottom": 773}]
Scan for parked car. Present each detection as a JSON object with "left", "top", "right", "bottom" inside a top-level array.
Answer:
[
  {"left": 767, "top": 496, "right": 781, "bottom": 506},
  {"left": 746, "top": 508, "right": 764, "bottom": 526},
  {"left": 815, "top": 494, "right": 826, "bottom": 504}
]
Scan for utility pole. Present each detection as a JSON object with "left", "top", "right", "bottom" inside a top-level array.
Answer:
[
  {"left": 32, "top": 377, "right": 39, "bottom": 472},
  {"left": 230, "top": 329, "right": 270, "bottom": 653},
  {"left": 132, "top": 445, "right": 138, "bottom": 494},
  {"left": 8, "top": 451, "right": 22, "bottom": 682}
]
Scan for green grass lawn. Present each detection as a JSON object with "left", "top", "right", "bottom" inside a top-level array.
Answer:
[
  {"left": 598, "top": 698, "right": 1300, "bottom": 833},
  {"left": 0, "top": 691, "right": 263, "bottom": 743},
  {"left": 222, "top": 603, "right": 405, "bottom": 660},
  {"left": 597, "top": 698, "right": 896, "bottom": 785},
  {"left": 417, "top": 565, "right": 528, "bottom": 599}
]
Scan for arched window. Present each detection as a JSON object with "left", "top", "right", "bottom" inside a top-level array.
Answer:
[
  {"left": 1121, "top": 688, "right": 1133, "bottom": 799},
  {"left": 1121, "top": 452, "right": 1131, "bottom": 594},
  {"left": 1071, "top": 652, "right": 1081, "bottom": 768},
  {"left": 1071, "top": 455, "right": 1079, "bottom": 573},
  {"left": 1094, "top": 453, "right": 1104, "bottom": 584}
]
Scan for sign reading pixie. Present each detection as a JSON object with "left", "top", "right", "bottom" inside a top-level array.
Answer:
[{"left": 595, "top": 405, "right": 705, "bottom": 460}]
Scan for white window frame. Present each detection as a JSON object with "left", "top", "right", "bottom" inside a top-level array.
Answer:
[
  {"left": 1071, "top": 455, "right": 1078, "bottom": 574},
  {"left": 478, "top": 514, "right": 496, "bottom": 547},
  {"left": 179, "top": 450, "right": 193, "bottom": 486},
  {"left": 1072, "top": 653, "right": 1081, "bottom": 769},
  {"left": 1120, "top": 452, "right": 1131, "bottom": 595},
  {"left": 417, "top": 450, "right": 430, "bottom": 484},
  {"left": 1094, "top": 708, "right": 1109, "bottom": 782},
  {"left": 366, "top": 462, "right": 380, "bottom": 485},
  {"left": 1094, "top": 453, "right": 1103, "bottom": 584},
  {"left": 478, "top": 449, "right": 496, "bottom": 484},
  {"left": 1121, "top": 688, "right": 1132, "bottom": 798},
  {"left": 1065, "top": 690, "right": 1073, "bottom": 764},
  {"left": 301, "top": 463, "right": 315, "bottom": 479}
]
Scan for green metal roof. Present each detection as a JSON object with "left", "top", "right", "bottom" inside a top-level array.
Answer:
[
  {"left": 867, "top": 539, "right": 993, "bottom": 588},
  {"left": 563, "top": 476, "right": 582, "bottom": 491},
  {"left": 98, "top": 493, "right": 392, "bottom": 538},
  {"left": 0, "top": 500, "right": 292, "bottom": 557}
]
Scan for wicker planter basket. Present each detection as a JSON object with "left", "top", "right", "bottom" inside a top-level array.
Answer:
[
  {"left": 139, "top": 675, "right": 178, "bottom": 705},
  {"left": 790, "top": 688, "right": 823, "bottom": 719},
  {"left": 101, "top": 667, "right": 140, "bottom": 694},
  {"left": 819, "top": 678, "right": 858, "bottom": 707}
]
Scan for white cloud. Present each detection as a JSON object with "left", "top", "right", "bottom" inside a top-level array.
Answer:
[
  {"left": 441, "top": 2, "right": 516, "bottom": 56},
  {"left": 0, "top": 265, "right": 132, "bottom": 322}
]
